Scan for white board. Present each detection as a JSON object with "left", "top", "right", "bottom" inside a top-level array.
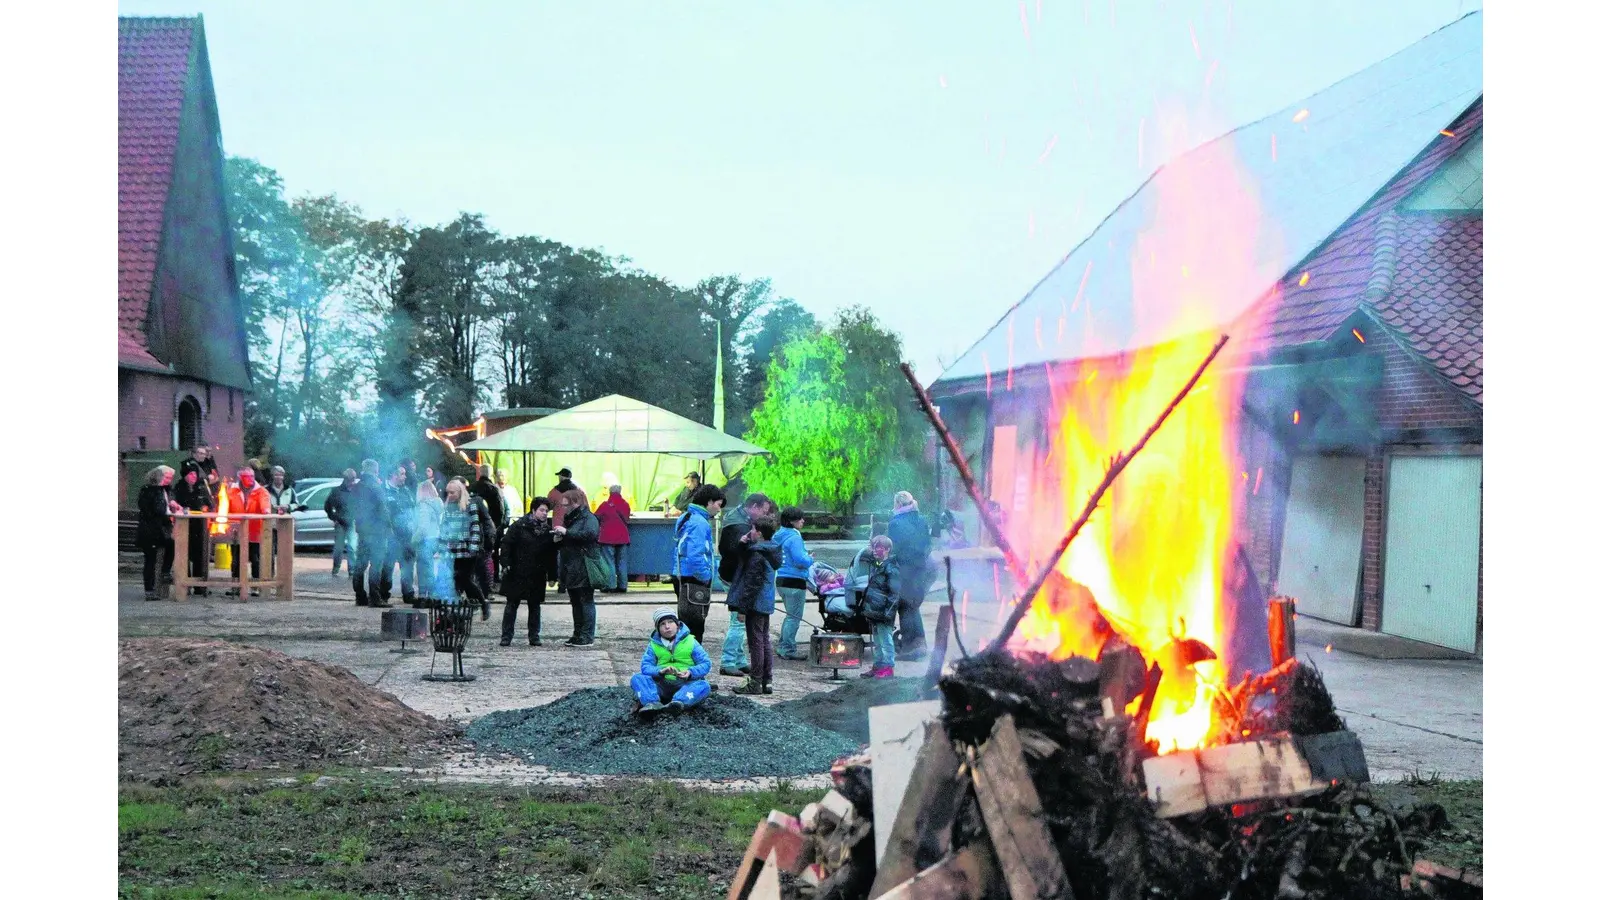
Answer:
[{"left": 868, "top": 700, "right": 943, "bottom": 863}]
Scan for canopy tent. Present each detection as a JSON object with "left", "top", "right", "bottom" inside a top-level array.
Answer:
[{"left": 457, "top": 394, "right": 769, "bottom": 514}]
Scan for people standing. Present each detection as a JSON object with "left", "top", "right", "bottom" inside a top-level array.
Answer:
[
  {"left": 350, "top": 459, "right": 391, "bottom": 607},
  {"left": 172, "top": 466, "right": 215, "bottom": 596},
  {"left": 885, "top": 491, "right": 934, "bottom": 660},
  {"left": 553, "top": 487, "right": 601, "bottom": 646},
  {"left": 726, "top": 515, "right": 782, "bottom": 695},
  {"left": 226, "top": 467, "right": 272, "bottom": 595},
  {"left": 546, "top": 467, "right": 577, "bottom": 511},
  {"left": 180, "top": 445, "right": 220, "bottom": 491},
  {"left": 380, "top": 465, "right": 418, "bottom": 606},
  {"left": 671, "top": 484, "right": 723, "bottom": 643},
  {"left": 716, "top": 493, "right": 776, "bottom": 677},
  {"left": 496, "top": 469, "right": 523, "bottom": 520},
  {"left": 773, "top": 506, "right": 816, "bottom": 660},
  {"left": 469, "top": 464, "right": 506, "bottom": 590},
  {"left": 265, "top": 465, "right": 299, "bottom": 511},
  {"left": 136, "top": 466, "right": 182, "bottom": 600},
  {"left": 670, "top": 471, "right": 702, "bottom": 515},
  {"left": 595, "top": 484, "right": 632, "bottom": 594},
  {"left": 499, "top": 497, "right": 558, "bottom": 646},
  {"left": 850, "top": 535, "right": 902, "bottom": 678},
  {"left": 325, "top": 469, "right": 358, "bottom": 576},
  {"left": 441, "top": 478, "right": 489, "bottom": 615},
  {"left": 415, "top": 479, "right": 444, "bottom": 599}
]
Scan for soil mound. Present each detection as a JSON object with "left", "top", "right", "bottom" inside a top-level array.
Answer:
[
  {"left": 467, "top": 686, "right": 861, "bottom": 779},
  {"left": 119, "top": 638, "right": 459, "bottom": 781},
  {"left": 772, "top": 677, "right": 933, "bottom": 743}
]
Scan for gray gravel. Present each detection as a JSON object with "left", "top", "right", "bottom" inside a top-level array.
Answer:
[{"left": 466, "top": 686, "right": 862, "bottom": 779}]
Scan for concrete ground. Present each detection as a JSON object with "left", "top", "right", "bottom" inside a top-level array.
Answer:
[{"left": 119, "top": 552, "right": 1481, "bottom": 783}]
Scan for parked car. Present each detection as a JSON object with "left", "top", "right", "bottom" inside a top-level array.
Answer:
[{"left": 290, "top": 479, "right": 345, "bottom": 550}]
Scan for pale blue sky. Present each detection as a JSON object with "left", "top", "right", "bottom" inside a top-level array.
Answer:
[{"left": 116, "top": 0, "right": 1480, "bottom": 376}]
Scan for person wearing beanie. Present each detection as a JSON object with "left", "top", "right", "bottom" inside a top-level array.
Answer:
[{"left": 630, "top": 608, "right": 712, "bottom": 717}]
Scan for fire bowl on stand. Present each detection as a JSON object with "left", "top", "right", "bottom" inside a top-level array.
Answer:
[
  {"left": 379, "top": 607, "right": 429, "bottom": 654},
  {"left": 810, "top": 632, "right": 866, "bottom": 682},
  {"left": 422, "top": 600, "right": 476, "bottom": 682}
]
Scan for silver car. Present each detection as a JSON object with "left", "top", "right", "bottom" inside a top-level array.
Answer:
[{"left": 290, "top": 479, "right": 346, "bottom": 550}]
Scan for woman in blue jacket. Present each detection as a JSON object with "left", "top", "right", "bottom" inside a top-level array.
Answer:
[
  {"left": 671, "top": 484, "right": 724, "bottom": 643},
  {"left": 773, "top": 506, "right": 816, "bottom": 660}
]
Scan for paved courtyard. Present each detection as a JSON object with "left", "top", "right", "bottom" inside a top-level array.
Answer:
[{"left": 118, "top": 552, "right": 1481, "bottom": 783}]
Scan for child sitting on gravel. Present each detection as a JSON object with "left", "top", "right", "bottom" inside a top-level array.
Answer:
[{"left": 630, "top": 608, "right": 712, "bottom": 718}]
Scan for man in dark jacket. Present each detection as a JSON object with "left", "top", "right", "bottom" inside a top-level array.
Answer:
[
  {"left": 324, "top": 469, "right": 358, "bottom": 575},
  {"left": 499, "top": 497, "right": 559, "bottom": 646},
  {"left": 715, "top": 492, "right": 776, "bottom": 676},
  {"left": 350, "top": 459, "right": 392, "bottom": 607},
  {"left": 379, "top": 465, "right": 418, "bottom": 605},
  {"left": 180, "top": 445, "right": 220, "bottom": 490},
  {"left": 885, "top": 492, "right": 934, "bottom": 660},
  {"left": 469, "top": 463, "right": 506, "bottom": 592}
]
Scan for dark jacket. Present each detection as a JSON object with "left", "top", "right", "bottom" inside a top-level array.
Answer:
[
  {"left": 501, "top": 512, "right": 558, "bottom": 600},
  {"left": 886, "top": 509, "right": 933, "bottom": 604},
  {"left": 136, "top": 484, "right": 175, "bottom": 548},
  {"left": 726, "top": 539, "right": 781, "bottom": 615},
  {"left": 556, "top": 505, "right": 601, "bottom": 590},
  {"left": 470, "top": 476, "right": 506, "bottom": 529},
  {"left": 180, "top": 456, "right": 218, "bottom": 486},
  {"left": 595, "top": 495, "right": 632, "bottom": 545},
  {"left": 324, "top": 481, "right": 356, "bottom": 528},
  {"left": 717, "top": 505, "right": 756, "bottom": 585},
  {"left": 856, "top": 550, "right": 902, "bottom": 624},
  {"left": 173, "top": 478, "right": 214, "bottom": 512},
  {"left": 385, "top": 483, "right": 417, "bottom": 542},
  {"left": 351, "top": 473, "right": 390, "bottom": 536}
]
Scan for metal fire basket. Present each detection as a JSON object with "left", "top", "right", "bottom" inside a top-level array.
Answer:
[
  {"left": 809, "top": 632, "right": 867, "bottom": 682},
  {"left": 380, "top": 607, "right": 429, "bottom": 654},
  {"left": 422, "top": 600, "right": 477, "bottom": 682}
]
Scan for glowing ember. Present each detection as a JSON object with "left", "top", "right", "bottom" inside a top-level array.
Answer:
[
  {"left": 1292, "top": 108, "right": 1310, "bottom": 123},
  {"left": 1352, "top": 328, "right": 1366, "bottom": 343},
  {"left": 1004, "top": 110, "right": 1274, "bottom": 754},
  {"left": 1292, "top": 410, "right": 1300, "bottom": 425},
  {"left": 1440, "top": 129, "right": 1456, "bottom": 137},
  {"left": 1298, "top": 272, "right": 1310, "bottom": 287}
]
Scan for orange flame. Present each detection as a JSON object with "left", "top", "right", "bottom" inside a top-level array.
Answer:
[
  {"left": 1352, "top": 328, "right": 1366, "bottom": 343},
  {"left": 1003, "top": 106, "right": 1280, "bottom": 754},
  {"left": 210, "top": 482, "right": 230, "bottom": 536}
]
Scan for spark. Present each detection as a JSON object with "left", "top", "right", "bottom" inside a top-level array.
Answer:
[
  {"left": 1020, "top": 1, "right": 1031, "bottom": 43},
  {"left": 1085, "top": 369, "right": 1098, "bottom": 384},
  {"left": 1271, "top": 133, "right": 1277, "bottom": 162},
  {"left": 1205, "top": 59, "right": 1220, "bottom": 88},
  {"left": 1352, "top": 328, "right": 1366, "bottom": 343},
  {"left": 938, "top": 74, "right": 948, "bottom": 89},
  {"left": 1240, "top": 471, "right": 1249, "bottom": 482},
  {"left": 1038, "top": 133, "right": 1059, "bottom": 163},
  {"left": 1292, "top": 108, "right": 1310, "bottom": 123},
  {"left": 1324, "top": 644, "right": 1333, "bottom": 654},
  {"left": 1189, "top": 22, "right": 1202, "bottom": 60},
  {"left": 1298, "top": 272, "right": 1310, "bottom": 287},
  {"left": 1070, "top": 261, "right": 1093, "bottom": 311},
  {"left": 1292, "top": 410, "right": 1300, "bottom": 425},
  {"left": 1440, "top": 129, "right": 1456, "bottom": 137},
  {"left": 1252, "top": 467, "right": 1264, "bottom": 495}
]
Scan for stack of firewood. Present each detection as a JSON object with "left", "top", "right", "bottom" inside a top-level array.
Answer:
[{"left": 728, "top": 642, "right": 1474, "bottom": 900}]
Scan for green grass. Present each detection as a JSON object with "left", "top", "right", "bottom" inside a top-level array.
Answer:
[
  {"left": 1370, "top": 775, "right": 1482, "bottom": 872},
  {"left": 119, "top": 776, "right": 827, "bottom": 900}
]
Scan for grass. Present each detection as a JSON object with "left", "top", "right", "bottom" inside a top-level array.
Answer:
[
  {"left": 119, "top": 776, "right": 825, "bottom": 900},
  {"left": 1370, "top": 775, "right": 1483, "bottom": 872}
]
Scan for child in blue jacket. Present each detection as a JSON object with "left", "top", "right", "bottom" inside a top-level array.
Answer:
[
  {"left": 630, "top": 607, "right": 713, "bottom": 717},
  {"left": 773, "top": 506, "right": 816, "bottom": 659}
]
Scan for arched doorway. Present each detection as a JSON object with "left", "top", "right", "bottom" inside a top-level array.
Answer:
[{"left": 176, "top": 396, "right": 203, "bottom": 450}]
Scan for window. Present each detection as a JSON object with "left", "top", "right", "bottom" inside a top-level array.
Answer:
[
  {"left": 176, "top": 396, "right": 203, "bottom": 450},
  {"left": 302, "top": 485, "right": 332, "bottom": 509}
]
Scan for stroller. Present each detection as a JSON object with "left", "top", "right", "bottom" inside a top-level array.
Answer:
[{"left": 808, "top": 559, "right": 875, "bottom": 639}]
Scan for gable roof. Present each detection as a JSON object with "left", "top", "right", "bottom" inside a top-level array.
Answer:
[
  {"left": 932, "top": 11, "right": 1482, "bottom": 389},
  {"left": 119, "top": 16, "right": 197, "bottom": 371},
  {"left": 459, "top": 395, "right": 771, "bottom": 459}
]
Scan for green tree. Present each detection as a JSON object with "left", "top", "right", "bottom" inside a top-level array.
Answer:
[{"left": 737, "top": 296, "right": 818, "bottom": 428}]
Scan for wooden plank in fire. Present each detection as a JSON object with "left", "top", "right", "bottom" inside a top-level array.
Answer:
[
  {"left": 874, "top": 845, "right": 1000, "bottom": 900},
  {"left": 970, "top": 714, "right": 1075, "bottom": 900},
  {"left": 869, "top": 721, "right": 966, "bottom": 899},
  {"left": 1143, "top": 736, "right": 1338, "bottom": 818}
]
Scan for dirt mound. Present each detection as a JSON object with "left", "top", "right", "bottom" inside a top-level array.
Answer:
[
  {"left": 467, "top": 686, "right": 861, "bottom": 779},
  {"left": 772, "top": 677, "right": 933, "bottom": 743},
  {"left": 119, "top": 638, "right": 460, "bottom": 781}
]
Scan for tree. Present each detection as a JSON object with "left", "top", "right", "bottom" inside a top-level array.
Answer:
[
  {"left": 694, "top": 275, "right": 774, "bottom": 432},
  {"left": 737, "top": 296, "right": 818, "bottom": 428}
]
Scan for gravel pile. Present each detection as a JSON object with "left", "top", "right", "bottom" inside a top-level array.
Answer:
[
  {"left": 119, "top": 638, "right": 459, "bottom": 782},
  {"left": 772, "top": 677, "right": 933, "bottom": 744},
  {"left": 467, "top": 687, "right": 862, "bottom": 779}
]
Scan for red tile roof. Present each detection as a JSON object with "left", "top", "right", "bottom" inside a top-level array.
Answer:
[
  {"left": 119, "top": 17, "right": 196, "bottom": 371},
  {"left": 1252, "top": 101, "right": 1482, "bottom": 405}
]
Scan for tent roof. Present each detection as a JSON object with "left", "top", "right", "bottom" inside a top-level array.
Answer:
[
  {"left": 458, "top": 395, "right": 769, "bottom": 459},
  {"left": 933, "top": 11, "right": 1481, "bottom": 388}
]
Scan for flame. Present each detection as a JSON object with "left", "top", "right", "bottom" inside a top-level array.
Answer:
[
  {"left": 1298, "top": 272, "right": 1310, "bottom": 287},
  {"left": 1003, "top": 106, "right": 1278, "bottom": 754},
  {"left": 1292, "top": 108, "right": 1310, "bottom": 123},
  {"left": 210, "top": 481, "right": 230, "bottom": 535},
  {"left": 1352, "top": 328, "right": 1366, "bottom": 343}
]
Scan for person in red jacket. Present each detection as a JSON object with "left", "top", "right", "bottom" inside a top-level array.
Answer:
[
  {"left": 226, "top": 467, "right": 273, "bottom": 592},
  {"left": 594, "top": 484, "right": 632, "bottom": 593}
]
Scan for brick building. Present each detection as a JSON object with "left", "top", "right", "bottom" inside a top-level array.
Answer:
[
  {"left": 118, "top": 16, "right": 252, "bottom": 507},
  {"left": 927, "top": 14, "right": 1482, "bottom": 653}
]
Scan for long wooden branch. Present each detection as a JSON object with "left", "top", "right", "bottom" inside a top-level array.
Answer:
[
  {"left": 900, "top": 363, "right": 1030, "bottom": 585},
  {"left": 984, "top": 335, "right": 1232, "bottom": 654}
]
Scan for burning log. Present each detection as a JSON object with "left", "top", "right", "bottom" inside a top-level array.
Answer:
[{"left": 1269, "top": 597, "right": 1297, "bottom": 666}]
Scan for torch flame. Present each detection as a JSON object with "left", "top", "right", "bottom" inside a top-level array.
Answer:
[{"left": 210, "top": 481, "right": 230, "bottom": 536}]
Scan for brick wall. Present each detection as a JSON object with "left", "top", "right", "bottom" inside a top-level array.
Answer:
[{"left": 117, "top": 368, "right": 245, "bottom": 506}]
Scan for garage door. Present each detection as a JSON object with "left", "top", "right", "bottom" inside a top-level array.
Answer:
[
  {"left": 1381, "top": 455, "right": 1482, "bottom": 652},
  {"left": 1276, "top": 456, "right": 1366, "bottom": 625}
]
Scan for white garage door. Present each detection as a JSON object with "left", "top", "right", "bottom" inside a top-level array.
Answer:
[
  {"left": 1381, "top": 455, "right": 1482, "bottom": 652},
  {"left": 1276, "top": 456, "right": 1367, "bottom": 625}
]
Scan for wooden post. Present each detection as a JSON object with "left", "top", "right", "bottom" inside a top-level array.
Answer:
[
  {"left": 171, "top": 514, "right": 191, "bottom": 601},
  {"left": 274, "top": 516, "right": 295, "bottom": 600},
  {"left": 1268, "top": 597, "right": 1297, "bottom": 665},
  {"left": 235, "top": 525, "right": 249, "bottom": 601},
  {"left": 971, "top": 714, "right": 1074, "bottom": 900}
]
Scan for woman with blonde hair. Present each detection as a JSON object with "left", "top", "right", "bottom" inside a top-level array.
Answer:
[
  {"left": 440, "top": 477, "right": 489, "bottom": 617},
  {"left": 136, "top": 465, "right": 183, "bottom": 600},
  {"left": 885, "top": 490, "right": 933, "bottom": 660}
]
